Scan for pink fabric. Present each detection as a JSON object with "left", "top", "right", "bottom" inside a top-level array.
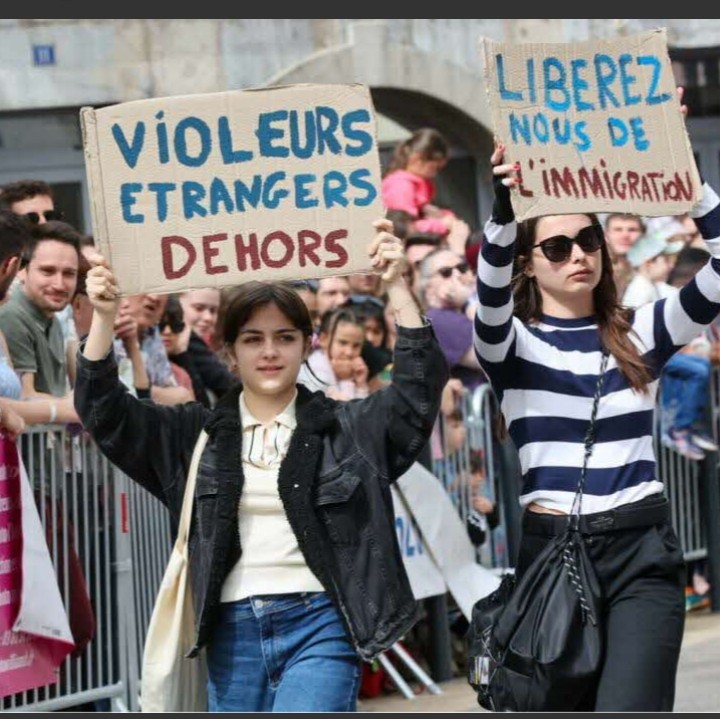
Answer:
[
  {"left": 0, "top": 437, "right": 74, "bottom": 697},
  {"left": 382, "top": 170, "right": 450, "bottom": 236}
]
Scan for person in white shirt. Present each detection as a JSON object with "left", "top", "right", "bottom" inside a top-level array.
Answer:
[
  {"left": 76, "top": 220, "right": 448, "bottom": 712},
  {"left": 622, "top": 232, "right": 684, "bottom": 308}
]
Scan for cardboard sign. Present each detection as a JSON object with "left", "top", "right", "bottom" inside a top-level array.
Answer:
[
  {"left": 480, "top": 29, "right": 702, "bottom": 221},
  {"left": 81, "top": 84, "right": 383, "bottom": 295}
]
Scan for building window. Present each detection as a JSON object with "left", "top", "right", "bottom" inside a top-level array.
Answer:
[{"left": 671, "top": 46, "right": 720, "bottom": 117}]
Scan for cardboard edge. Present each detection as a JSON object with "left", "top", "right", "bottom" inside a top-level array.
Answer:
[
  {"left": 481, "top": 27, "right": 704, "bottom": 218},
  {"left": 79, "top": 107, "right": 113, "bottom": 270},
  {"left": 92, "top": 82, "right": 373, "bottom": 117}
]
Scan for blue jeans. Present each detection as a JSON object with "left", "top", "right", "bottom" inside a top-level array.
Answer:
[
  {"left": 206, "top": 592, "right": 361, "bottom": 712},
  {"left": 660, "top": 353, "right": 711, "bottom": 434}
]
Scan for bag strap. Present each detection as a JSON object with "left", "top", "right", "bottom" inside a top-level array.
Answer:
[
  {"left": 562, "top": 351, "right": 608, "bottom": 625},
  {"left": 177, "top": 430, "right": 210, "bottom": 551},
  {"left": 568, "top": 351, "right": 609, "bottom": 524}
]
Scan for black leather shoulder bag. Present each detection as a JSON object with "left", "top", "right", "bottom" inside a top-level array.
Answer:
[{"left": 467, "top": 353, "right": 609, "bottom": 712}]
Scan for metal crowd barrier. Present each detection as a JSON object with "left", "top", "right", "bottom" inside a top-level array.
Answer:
[
  {"left": 435, "top": 376, "right": 716, "bottom": 569},
  {"left": 4, "top": 426, "right": 125, "bottom": 712},
  {"left": 5, "top": 367, "right": 719, "bottom": 710},
  {"left": 432, "top": 383, "right": 510, "bottom": 569}
]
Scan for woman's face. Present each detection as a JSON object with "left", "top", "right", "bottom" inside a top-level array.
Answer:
[
  {"left": 320, "top": 320, "right": 365, "bottom": 381},
  {"left": 526, "top": 214, "right": 602, "bottom": 303},
  {"left": 364, "top": 317, "right": 385, "bottom": 348},
  {"left": 407, "top": 151, "right": 447, "bottom": 179},
  {"left": 160, "top": 323, "right": 183, "bottom": 356},
  {"left": 647, "top": 254, "right": 673, "bottom": 283},
  {"left": 231, "top": 303, "right": 310, "bottom": 399},
  {"left": 180, "top": 289, "right": 220, "bottom": 338},
  {"left": 327, "top": 321, "right": 364, "bottom": 362}
]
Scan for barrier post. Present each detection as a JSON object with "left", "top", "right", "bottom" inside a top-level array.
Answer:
[
  {"left": 700, "top": 452, "right": 720, "bottom": 612},
  {"left": 424, "top": 595, "right": 453, "bottom": 682}
]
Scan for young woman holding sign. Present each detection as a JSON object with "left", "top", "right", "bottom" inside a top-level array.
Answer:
[
  {"left": 73, "top": 221, "right": 448, "bottom": 712},
  {"left": 472, "top": 93, "right": 718, "bottom": 710}
]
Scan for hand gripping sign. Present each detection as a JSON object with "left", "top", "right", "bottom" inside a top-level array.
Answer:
[
  {"left": 480, "top": 28, "right": 702, "bottom": 221},
  {"left": 81, "top": 84, "right": 384, "bottom": 296}
]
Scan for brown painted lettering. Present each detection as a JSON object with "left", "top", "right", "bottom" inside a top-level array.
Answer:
[
  {"left": 202, "top": 233, "right": 229, "bottom": 275},
  {"left": 261, "top": 231, "right": 294, "bottom": 269},
  {"left": 325, "top": 229, "right": 349, "bottom": 269},
  {"left": 297, "top": 230, "right": 322, "bottom": 267},
  {"left": 161, "top": 235, "right": 196, "bottom": 280},
  {"left": 234, "top": 232, "right": 261, "bottom": 271}
]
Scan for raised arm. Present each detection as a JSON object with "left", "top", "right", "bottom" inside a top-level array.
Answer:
[
  {"left": 76, "top": 255, "right": 206, "bottom": 504},
  {"left": 342, "top": 223, "right": 449, "bottom": 479},
  {"left": 635, "top": 181, "right": 720, "bottom": 368},
  {"left": 473, "top": 142, "right": 520, "bottom": 389}
]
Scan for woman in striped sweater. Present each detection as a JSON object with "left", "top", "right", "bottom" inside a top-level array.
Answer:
[{"left": 473, "top": 136, "right": 720, "bottom": 711}]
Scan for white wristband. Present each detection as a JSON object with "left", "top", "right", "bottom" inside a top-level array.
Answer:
[{"left": 48, "top": 402, "right": 58, "bottom": 424}]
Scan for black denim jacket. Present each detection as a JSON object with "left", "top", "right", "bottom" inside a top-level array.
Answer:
[{"left": 74, "top": 323, "right": 448, "bottom": 660}]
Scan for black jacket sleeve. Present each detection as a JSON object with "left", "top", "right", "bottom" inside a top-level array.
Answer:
[
  {"left": 74, "top": 347, "right": 208, "bottom": 507},
  {"left": 340, "top": 322, "right": 449, "bottom": 482}
]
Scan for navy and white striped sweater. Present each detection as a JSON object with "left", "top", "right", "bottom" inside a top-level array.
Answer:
[{"left": 474, "top": 183, "right": 720, "bottom": 513}]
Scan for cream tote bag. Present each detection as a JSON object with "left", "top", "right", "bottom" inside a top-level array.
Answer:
[{"left": 141, "top": 430, "right": 210, "bottom": 712}]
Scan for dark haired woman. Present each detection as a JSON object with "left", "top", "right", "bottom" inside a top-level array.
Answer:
[
  {"left": 73, "top": 220, "right": 448, "bottom": 712},
  {"left": 382, "top": 127, "right": 457, "bottom": 236},
  {"left": 472, "top": 136, "right": 720, "bottom": 711}
]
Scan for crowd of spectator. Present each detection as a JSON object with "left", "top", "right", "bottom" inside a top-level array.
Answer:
[{"left": 0, "top": 125, "right": 713, "bottom": 654}]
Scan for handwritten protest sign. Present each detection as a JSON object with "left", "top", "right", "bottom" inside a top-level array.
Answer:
[
  {"left": 480, "top": 29, "right": 702, "bottom": 220},
  {"left": 81, "top": 84, "right": 383, "bottom": 295}
]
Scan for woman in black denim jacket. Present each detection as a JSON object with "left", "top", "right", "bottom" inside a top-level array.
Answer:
[{"left": 74, "top": 219, "right": 448, "bottom": 712}]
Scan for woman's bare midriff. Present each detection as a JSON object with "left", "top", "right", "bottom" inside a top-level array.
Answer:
[{"left": 527, "top": 501, "right": 567, "bottom": 516}]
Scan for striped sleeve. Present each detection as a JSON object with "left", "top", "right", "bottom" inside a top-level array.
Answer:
[
  {"left": 473, "top": 219, "right": 518, "bottom": 392},
  {"left": 637, "top": 182, "right": 720, "bottom": 365}
]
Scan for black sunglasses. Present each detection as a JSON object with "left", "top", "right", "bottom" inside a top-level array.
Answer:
[
  {"left": 532, "top": 225, "right": 604, "bottom": 263},
  {"left": 159, "top": 318, "right": 185, "bottom": 334},
  {"left": 23, "top": 210, "right": 64, "bottom": 224},
  {"left": 436, "top": 261, "right": 470, "bottom": 279}
]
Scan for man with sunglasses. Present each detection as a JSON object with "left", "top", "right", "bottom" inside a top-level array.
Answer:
[
  {"left": 419, "top": 247, "right": 485, "bottom": 389},
  {"left": 0, "top": 221, "right": 80, "bottom": 407},
  {"left": 0, "top": 180, "right": 78, "bottom": 380},
  {"left": 0, "top": 180, "right": 62, "bottom": 226}
]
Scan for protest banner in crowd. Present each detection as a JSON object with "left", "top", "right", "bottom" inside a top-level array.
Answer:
[
  {"left": 395, "top": 464, "right": 501, "bottom": 618},
  {"left": 480, "top": 28, "right": 702, "bottom": 220},
  {"left": 391, "top": 485, "right": 446, "bottom": 600},
  {"left": 81, "top": 84, "right": 383, "bottom": 295},
  {"left": 0, "top": 437, "right": 74, "bottom": 698}
]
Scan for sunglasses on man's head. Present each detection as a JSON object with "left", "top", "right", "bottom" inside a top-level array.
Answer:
[
  {"left": 435, "top": 261, "right": 470, "bottom": 279},
  {"left": 532, "top": 225, "right": 604, "bottom": 263},
  {"left": 23, "top": 210, "right": 64, "bottom": 224}
]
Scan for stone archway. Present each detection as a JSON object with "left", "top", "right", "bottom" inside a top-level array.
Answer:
[{"left": 266, "top": 20, "right": 494, "bottom": 223}]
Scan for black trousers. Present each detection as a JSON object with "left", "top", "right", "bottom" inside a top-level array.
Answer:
[{"left": 516, "top": 498, "right": 686, "bottom": 712}]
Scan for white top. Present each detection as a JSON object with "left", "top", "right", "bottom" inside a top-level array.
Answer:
[
  {"left": 299, "top": 349, "right": 369, "bottom": 400},
  {"left": 220, "top": 390, "right": 323, "bottom": 602},
  {"left": 622, "top": 275, "right": 677, "bottom": 309}
]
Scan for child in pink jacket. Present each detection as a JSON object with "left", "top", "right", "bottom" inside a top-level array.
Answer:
[{"left": 382, "top": 128, "right": 456, "bottom": 236}]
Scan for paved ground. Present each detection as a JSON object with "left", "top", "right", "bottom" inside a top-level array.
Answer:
[{"left": 359, "top": 610, "right": 720, "bottom": 713}]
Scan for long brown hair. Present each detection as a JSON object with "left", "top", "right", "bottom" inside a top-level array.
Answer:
[
  {"left": 513, "top": 215, "right": 652, "bottom": 393},
  {"left": 385, "top": 128, "right": 448, "bottom": 175}
]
